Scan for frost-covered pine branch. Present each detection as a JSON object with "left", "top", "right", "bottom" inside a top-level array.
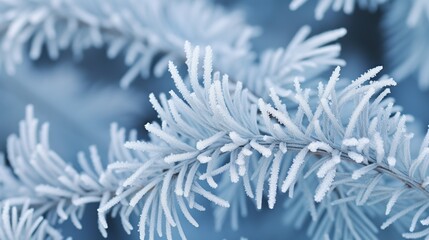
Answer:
[
  {"left": 0, "top": 24, "right": 347, "bottom": 238},
  {"left": 1, "top": 0, "right": 428, "bottom": 239},
  {"left": 112, "top": 44, "right": 429, "bottom": 239},
  {"left": 5, "top": 41, "right": 429, "bottom": 239},
  {"left": 1, "top": 38, "right": 428, "bottom": 239},
  {"left": 0, "top": 22, "right": 424, "bottom": 239}
]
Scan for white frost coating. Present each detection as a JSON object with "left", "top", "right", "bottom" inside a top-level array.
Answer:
[
  {"left": 348, "top": 152, "right": 364, "bottom": 163},
  {"left": 229, "top": 131, "right": 248, "bottom": 145},
  {"left": 35, "top": 185, "right": 73, "bottom": 198},
  {"left": 281, "top": 148, "right": 309, "bottom": 193},
  {"left": 229, "top": 162, "right": 239, "bottom": 183},
  {"left": 237, "top": 145, "right": 252, "bottom": 165},
  {"left": 420, "top": 127, "right": 429, "bottom": 154},
  {"left": 344, "top": 137, "right": 370, "bottom": 152},
  {"left": 203, "top": 46, "right": 213, "bottom": 90},
  {"left": 197, "top": 152, "right": 212, "bottom": 163},
  {"left": 129, "top": 180, "right": 159, "bottom": 207},
  {"left": 279, "top": 142, "right": 287, "bottom": 153},
  {"left": 220, "top": 143, "right": 239, "bottom": 152},
  {"left": 138, "top": 191, "right": 156, "bottom": 240},
  {"left": 5, "top": 38, "right": 426, "bottom": 239},
  {"left": 161, "top": 170, "right": 176, "bottom": 227},
  {"left": 381, "top": 202, "right": 423, "bottom": 230},
  {"left": 0, "top": 201, "right": 62, "bottom": 240},
  {"left": 409, "top": 148, "right": 429, "bottom": 178},
  {"left": 98, "top": 188, "right": 134, "bottom": 214},
  {"left": 385, "top": 188, "right": 406, "bottom": 215},
  {"left": 168, "top": 61, "right": 191, "bottom": 102},
  {"left": 387, "top": 157, "right": 396, "bottom": 168},
  {"left": 175, "top": 164, "right": 188, "bottom": 196},
  {"left": 294, "top": 81, "right": 314, "bottom": 121},
  {"left": 421, "top": 216, "right": 429, "bottom": 226},
  {"left": 323, "top": 66, "right": 341, "bottom": 99},
  {"left": 268, "top": 152, "right": 283, "bottom": 209},
  {"left": 317, "top": 155, "right": 341, "bottom": 178},
  {"left": 183, "top": 163, "right": 200, "bottom": 198},
  {"left": 164, "top": 151, "right": 199, "bottom": 163},
  {"left": 145, "top": 123, "right": 194, "bottom": 152},
  {"left": 199, "top": 164, "right": 230, "bottom": 180},
  {"left": 373, "top": 132, "right": 385, "bottom": 164},
  {"left": 343, "top": 138, "right": 359, "bottom": 146},
  {"left": 177, "top": 196, "right": 199, "bottom": 227},
  {"left": 261, "top": 99, "right": 306, "bottom": 139},
  {"left": 308, "top": 141, "right": 333, "bottom": 153},
  {"left": 250, "top": 140, "right": 272, "bottom": 157},
  {"left": 241, "top": 147, "right": 253, "bottom": 156},
  {"left": 238, "top": 165, "right": 246, "bottom": 176},
  {"left": 189, "top": 46, "right": 201, "bottom": 92},
  {"left": 123, "top": 140, "right": 145, "bottom": 151},
  {"left": 352, "top": 164, "right": 377, "bottom": 180},
  {"left": 344, "top": 87, "right": 376, "bottom": 139},
  {"left": 409, "top": 203, "right": 429, "bottom": 232},
  {"left": 192, "top": 185, "right": 230, "bottom": 208},
  {"left": 196, "top": 132, "right": 226, "bottom": 150},
  {"left": 345, "top": 66, "right": 384, "bottom": 93},
  {"left": 388, "top": 116, "right": 406, "bottom": 167},
  {"left": 356, "top": 138, "right": 370, "bottom": 152},
  {"left": 314, "top": 169, "right": 336, "bottom": 202}
]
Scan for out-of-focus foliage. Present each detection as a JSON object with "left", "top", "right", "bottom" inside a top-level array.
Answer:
[
  {"left": 0, "top": 0, "right": 258, "bottom": 88},
  {"left": 384, "top": 0, "right": 429, "bottom": 89}
]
